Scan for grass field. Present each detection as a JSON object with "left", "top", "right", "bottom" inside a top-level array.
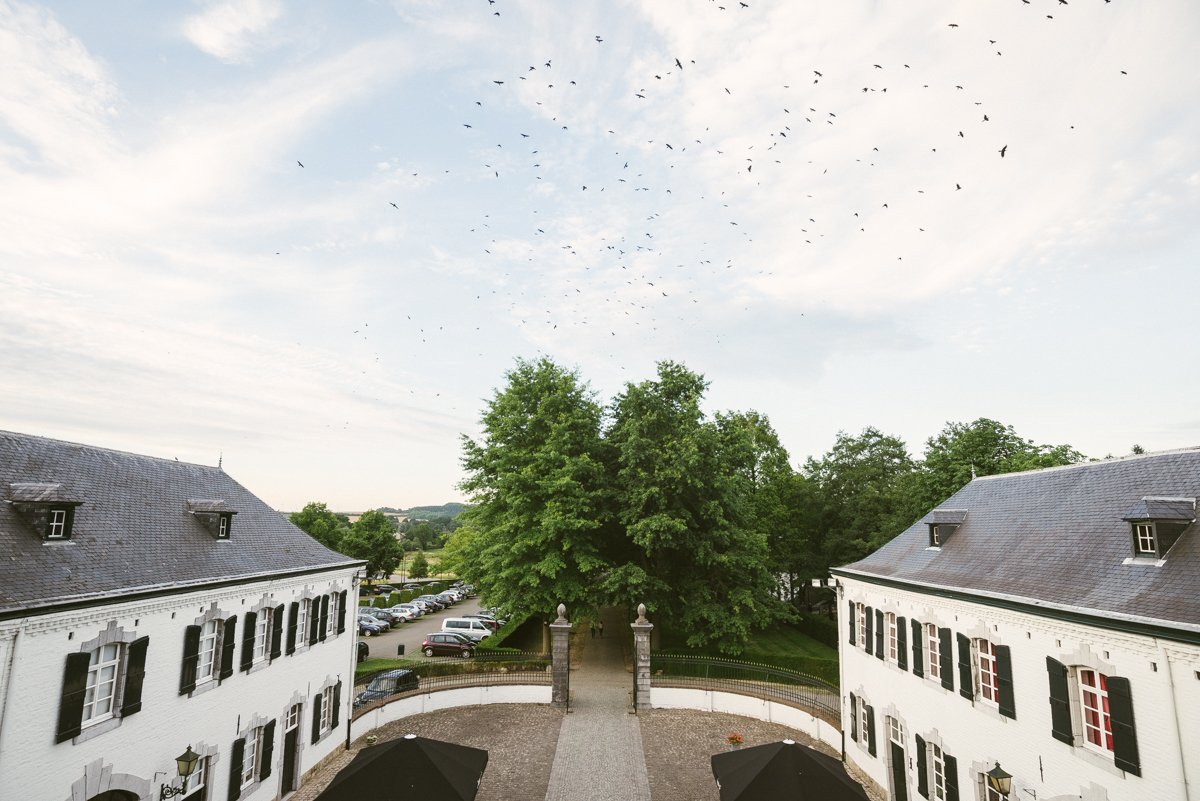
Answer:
[{"left": 659, "top": 621, "right": 837, "bottom": 661}]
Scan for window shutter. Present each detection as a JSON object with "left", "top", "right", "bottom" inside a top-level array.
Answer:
[
  {"left": 318, "top": 595, "right": 329, "bottom": 642},
  {"left": 219, "top": 616, "right": 238, "bottom": 680},
  {"left": 337, "top": 591, "right": 348, "bottom": 634},
  {"left": 994, "top": 644, "right": 1015, "bottom": 719},
  {"left": 866, "top": 704, "right": 877, "bottom": 757},
  {"left": 240, "top": 611, "right": 257, "bottom": 672},
  {"left": 121, "top": 636, "right": 150, "bottom": 716},
  {"left": 286, "top": 603, "right": 299, "bottom": 655},
  {"left": 848, "top": 601, "right": 856, "bottom": 646},
  {"left": 938, "top": 628, "right": 953, "bottom": 691},
  {"left": 943, "top": 753, "right": 959, "bottom": 801},
  {"left": 1106, "top": 676, "right": 1140, "bottom": 776},
  {"left": 55, "top": 652, "right": 91, "bottom": 743},
  {"left": 956, "top": 633, "right": 972, "bottom": 699},
  {"left": 849, "top": 693, "right": 858, "bottom": 741},
  {"left": 865, "top": 607, "right": 874, "bottom": 656},
  {"left": 1045, "top": 656, "right": 1073, "bottom": 744},
  {"left": 875, "top": 610, "right": 884, "bottom": 660},
  {"left": 270, "top": 606, "right": 284, "bottom": 661},
  {"left": 897, "top": 616, "right": 908, "bottom": 671},
  {"left": 911, "top": 619, "right": 924, "bottom": 678},
  {"left": 915, "top": 734, "right": 928, "bottom": 799},
  {"left": 311, "top": 692, "right": 323, "bottom": 744},
  {"left": 309, "top": 604, "right": 320, "bottom": 646},
  {"left": 259, "top": 719, "right": 276, "bottom": 781},
  {"left": 332, "top": 680, "right": 342, "bottom": 730},
  {"left": 180, "top": 625, "right": 202, "bottom": 694},
  {"left": 228, "top": 737, "right": 245, "bottom": 801}
]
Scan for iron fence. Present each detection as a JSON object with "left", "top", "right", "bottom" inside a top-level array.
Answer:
[
  {"left": 351, "top": 651, "right": 551, "bottom": 719},
  {"left": 649, "top": 654, "right": 840, "bottom": 721}
]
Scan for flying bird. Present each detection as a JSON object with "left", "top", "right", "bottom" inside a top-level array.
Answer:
[
  {"left": 999, "top": 145, "right": 1007, "bottom": 157},
  {"left": 297, "top": 161, "right": 304, "bottom": 167},
  {"left": 390, "top": 202, "right": 398, "bottom": 208},
  {"left": 675, "top": 58, "right": 683, "bottom": 68},
  {"left": 493, "top": 80, "right": 504, "bottom": 84}
]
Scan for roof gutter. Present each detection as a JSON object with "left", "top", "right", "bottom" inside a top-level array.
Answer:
[
  {"left": 0, "top": 559, "right": 368, "bottom": 623},
  {"left": 830, "top": 566, "right": 1200, "bottom": 647}
]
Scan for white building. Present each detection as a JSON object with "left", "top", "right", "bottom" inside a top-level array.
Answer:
[
  {"left": 833, "top": 449, "right": 1200, "bottom": 801},
  {"left": 0, "top": 432, "right": 363, "bottom": 801}
]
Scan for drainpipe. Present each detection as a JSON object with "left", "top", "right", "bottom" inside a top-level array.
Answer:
[
  {"left": 835, "top": 580, "right": 847, "bottom": 762},
  {"left": 347, "top": 571, "right": 361, "bottom": 752},
  {"left": 0, "top": 621, "right": 28, "bottom": 791},
  {"left": 1157, "top": 639, "right": 1191, "bottom": 801}
]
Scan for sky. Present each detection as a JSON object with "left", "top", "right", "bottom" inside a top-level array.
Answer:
[{"left": 2, "top": 0, "right": 1198, "bottom": 511}]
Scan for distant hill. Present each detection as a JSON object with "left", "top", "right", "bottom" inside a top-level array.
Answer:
[{"left": 378, "top": 503, "right": 468, "bottom": 519}]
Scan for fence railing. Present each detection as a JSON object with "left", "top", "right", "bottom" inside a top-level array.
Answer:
[
  {"left": 649, "top": 654, "right": 840, "bottom": 722},
  {"left": 351, "top": 652, "right": 551, "bottom": 720}
]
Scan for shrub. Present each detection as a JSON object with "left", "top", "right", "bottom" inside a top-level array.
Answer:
[
  {"left": 372, "top": 596, "right": 388, "bottom": 609},
  {"left": 359, "top": 599, "right": 370, "bottom": 607},
  {"left": 476, "top": 613, "right": 529, "bottom": 651},
  {"left": 388, "top": 593, "right": 401, "bottom": 607},
  {"left": 793, "top": 613, "right": 839, "bottom": 650},
  {"left": 400, "top": 590, "right": 412, "bottom": 603},
  {"left": 428, "top": 582, "right": 442, "bottom": 595}
]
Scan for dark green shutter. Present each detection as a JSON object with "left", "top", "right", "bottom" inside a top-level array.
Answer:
[
  {"left": 309, "top": 603, "right": 320, "bottom": 646},
  {"left": 318, "top": 595, "right": 329, "bottom": 641},
  {"left": 875, "top": 610, "right": 884, "bottom": 660},
  {"left": 259, "top": 720, "right": 276, "bottom": 781},
  {"left": 219, "top": 616, "right": 238, "bottom": 680},
  {"left": 897, "top": 617, "right": 908, "bottom": 671},
  {"left": 866, "top": 705, "right": 876, "bottom": 757},
  {"left": 956, "top": 634, "right": 972, "bottom": 699},
  {"left": 1046, "top": 657, "right": 1073, "bottom": 744},
  {"left": 848, "top": 601, "right": 856, "bottom": 646},
  {"left": 938, "top": 628, "right": 953, "bottom": 691},
  {"left": 911, "top": 619, "right": 924, "bottom": 678},
  {"left": 240, "top": 611, "right": 257, "bottom": 672},
  {"left": 915, "top": 734, "right": 928, "bottom": 798},
  {"left": 331, "top": 681, "right": 342, "bottom": 730},
  {"left": 180, "top": 625, "right": 202, "bottom": 694},
  {"left": 849, "top": 693, "right": 858, "bottom": 741},
  {"left": 270, "top": 606, "right": 284, "bottom": 660},
  {"left": 865, "top": 607, "right": 874, "bottom": 656},
  {"left": 311, "top": 692, "right": 323, "bottom": 744},
  {"left": 1107, "top": 676, "right": 1140, "bottom": 775},
  {"left": 944, "top": 754, "right": 959, "bottom": 801},
  {"left": 337, "top": 591, "right": 348, "bottom": 634},
  {"left": 286, "top": 603, "right": 299, "bottom": 655},
  {"left": 228, "top": 737, "right": 245, "bottom": 801},
  {"left": 994, "top": 644, "right": 1015, "bottom": 719},
  {"left": 55, "top": 652, "right": 91, "bottom": 743},
  {"left": 120, "top": 636, "right": 150, "bottom": 716}
]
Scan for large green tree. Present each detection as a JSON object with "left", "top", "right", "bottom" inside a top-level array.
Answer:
[
  {"left": 408, "top": 550, "right": 430, "bottom": 579},
  {"left": 289, "top": 502, "right": 351, "bottom": 551},
  {"left": 339, "top": 509, "right": 403, "bottom": 578},
  {"left": 457, "top": 358, "right": 613, "bottom": 620}
]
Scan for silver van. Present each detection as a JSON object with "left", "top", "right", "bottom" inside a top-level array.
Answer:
[{"left": 441, "top": 618, "right": 493, "bottom": 642}]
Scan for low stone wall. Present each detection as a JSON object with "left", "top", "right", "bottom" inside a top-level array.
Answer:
[
  {"left": 348, "top": 684, "right": 552, "bottom": 741},
  {"left": 649, "top": 687, "right": 842, "bottom": 752}
]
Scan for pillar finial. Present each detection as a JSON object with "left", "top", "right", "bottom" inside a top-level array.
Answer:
[
  {"left": 556, "top": 603, "right": 567, "bottom": 622},
  {"left": 636, "top": 603, "right": 647, "bottom": 623}
]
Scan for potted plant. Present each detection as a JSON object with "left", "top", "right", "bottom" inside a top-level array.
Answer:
[{"left": 727, "top": 733, "right": 743, "bottom": 751}]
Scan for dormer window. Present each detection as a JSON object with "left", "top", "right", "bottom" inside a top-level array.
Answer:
[
  {"left": 1121, "top": 497, "right": 1194, "bottom": 561},
  {"left": 218, "top": 514, "right": 231, "bottom": 539},
  {"left": 921, "top": 508, "right": 967, "bottom": 548},
  {"left": 187, "top": 500, "right": 237, "bottom": 540},
  {"left": 48, "top": 508, "right": 70, "bottom": 538},
  {"left": 8, "top": 483, "right": 82, "bottom": 541},
  {"left": 1134, "top": 523, "right": 1156, "bottom": 555}
]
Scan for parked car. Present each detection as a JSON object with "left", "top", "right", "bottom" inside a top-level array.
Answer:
[
  {"left": 441, "top": 618, "right": 494, "bottom": 642},
  {"left": 402, "top": 583, "right": 422, "bottom": 591},
  {"left": 416, "top": 595, "right": 446, "bottom": 611},
  {"left": 353, "top": 669, "right": 418, "bottom": 709},
  {"left": 462, "top": 615, "right": 500, "bottom": 631},
  {"left": 368, "top": 609, "right": 405, "bottom": 627},
  {"left": 358, "top": 617, "right": 384, "bottom": 637},
  {"left": 394, "top": 603, "right": 425, "bottom": 617},
  {"left": 422, "top": 632, "right": 475, "bottom": 658},
  {"left": 373, "top": 584, "right": 397, "bottom": 595},
  {"left": 357, "top": 641, "right": 370, "bottom": 663},
  {"left": 385, "top": 606, "right": 416, "bottom": 621},
  {"left": 435, "top": 593, "right": 458, "bottom": 606}
]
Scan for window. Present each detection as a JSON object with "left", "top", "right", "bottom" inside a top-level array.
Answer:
[
  {"left": 984, "top": 782, "right": 1007, "bottom": 801},
  {"left": 889, "top": 716, "right": 904, "bottom": 745},
  {"left": 320, "top": 686, "right": 334, "bottom": 733},
  {"left": 887, "top": 613, "right": 897, "bottom": 661},
  {"left": 286, "top": 703, "right": 302, "bottom": 731},
  {"left": 82, "top": 644, "right": 122, "bottom": 725},
  {"left": 927, "top": 624, "right": 941, "bottom": 680},
  {"left": 242, "top": 727, "right": 262, "bottom": 787},
  {"left": 931, "top": 525, "right": 941, "bottom": 546},
  {"left": 297, "top": 599, "right": 309, "bottom": 645},
  {"left": 182, "top": 757, "right": 207, "bottom": 800},
  {"left": 198, "top": 620, "right": 220, "bottom": 683},
  {"left": 977, "top": 639, "right": 999, "bottom": 705},
  {"left": 859, "top": 700, "right": 870, "bottom": 745},
  {"left": 1134, "top": 524, "right": 1155, "bottom": 554},
  {"left": 48, "top": 509, "right": 67, "bottom": 538},
  {"left": 253, "top": 610, "right": 271, "bottom": 662},
  {"left": 1079, "top": 669, "right": 1113, "bottom": 754},
  {"left": 217, "top": 514, "right": 231, "bottom": 539},
  {"left": 857, "top": 603, "right": 866, "bottom": 646},
  {"left": 931, "top": 743, "right": 946, "bottom": 800},
  {"left": 328, "top": 593, "right": 339, "bottom": 634}
]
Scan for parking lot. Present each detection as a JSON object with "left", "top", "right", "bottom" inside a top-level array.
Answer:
[{"left": 358, "top": 594, "right": 487, "bottom": 660}]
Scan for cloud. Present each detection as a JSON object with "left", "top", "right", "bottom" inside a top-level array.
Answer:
[{"left": 182, "top": 0, "right": 285, "bottom": 63}]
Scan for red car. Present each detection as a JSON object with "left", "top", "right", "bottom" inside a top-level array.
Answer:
[{"left": 422, "top": 633, "right": 475, "bottom": 658}]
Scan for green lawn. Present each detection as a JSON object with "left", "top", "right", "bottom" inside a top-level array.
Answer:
[{"left": 659, "top": 621, "right": 836, "bottom": 660}]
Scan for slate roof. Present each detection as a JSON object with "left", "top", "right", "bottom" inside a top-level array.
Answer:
[
  {"left": 835, "top": 448, "right": 1200, "bottom": 633},
  {"left": 0, "top": 431, "right": 361, "bottom": 618}
]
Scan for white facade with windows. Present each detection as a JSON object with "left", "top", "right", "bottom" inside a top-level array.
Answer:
[
  {"left": 0, "top": 431, "right": 364, "bottom": 801},
  {"left": 833, "top": 451, "right": 1200, "bottom": 801}
]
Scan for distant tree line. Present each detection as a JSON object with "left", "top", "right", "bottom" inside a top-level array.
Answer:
[{"left": 289, "top": 504, "right": 404, "bottom": 579}]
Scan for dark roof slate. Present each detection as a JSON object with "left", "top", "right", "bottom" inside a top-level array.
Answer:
[
  {"left": 839, "top": 449, "right": 1200, "bottom": 630},
  {"left": 0, "top": 431, "right": 360, "bottom": 616}
]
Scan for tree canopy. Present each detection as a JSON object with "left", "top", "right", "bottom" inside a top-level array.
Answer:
[
  {"left": 289, "top": 502, "right": 351, "bottom": 551},
  {"left": 339, "top": 509, "right": 403, "bottom": 578}
]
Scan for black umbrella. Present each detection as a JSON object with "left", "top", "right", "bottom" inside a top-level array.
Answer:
[
  {"left": 316, "top": 734, "right": 488, "bottom": 801},
  {"left": 711, "top": 739, "right": 869, "bottom": 801}
]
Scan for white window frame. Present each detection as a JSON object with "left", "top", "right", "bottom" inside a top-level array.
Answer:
[
  {"left": 1078, "top": 669, "right": 1114, "bottom": 756},
  {"left": 252, "top": 609, "right": 271, "bottom": 663},
  {"left": 329, "top": 593, "right": 339, "bottom": 634},
  {"left": 983, "top": 779, "right": 1007, "bottom": 801},
  {"left": 197, "top": 619, "right": 220, "bottom": 683},
  {"left": 320, "top": 685, "right": 334, "bottom": 733},
  {"left": 857, "top": 602, "right": 866, "bottom": 646},
  {"left": 297, "top": 598, "right": 309, "bottom": 644},
  {"left": 931, "top": 525, "right": 941, "bottom": 546},
  {"left": 218, "top": 514, "right": 229, "bottom": 538},
  {"left": 286, "top": 702, "right": 302, "bottom": 731},
  {"left": 242, "top": 726, "right": 262, "bottom": 788},
  {"left": 1134, "top": 523, "right": 1155, "bottom": 554},
  {"left": 183, "top": 756, "right": 207, "bottom": 798},
  {"left": 859, "top": 700, "right": 869, "bottom": 745},
  {"left": 887, "top": 613, "right": 897, "bottom": 662},
  {"left": 927, "top": 623, "right": 941, "bottom": 681},
  {"left": 976, "top": 638, "right": 999, "bottom": 706},
  {"left": 48, "top": 509, "right": 67, "bottom": 538},
  {"left": 81, "top": 643, "right": 122, "bottom": 726},
  {"left": 930, "top": 742, "right": 946, "bottom": 801}
]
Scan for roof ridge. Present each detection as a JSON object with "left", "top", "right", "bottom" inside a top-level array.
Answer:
[
  {"left": 0, "top": 430, "right": 220, "bottom": 471},
  {"left": 971, "top": 445, "right": 1200, "bottom": 481}
]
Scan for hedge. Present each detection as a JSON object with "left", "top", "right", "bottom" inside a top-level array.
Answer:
[
  {"left": 400, "top": 590, "right": 412, "bottom": 603},
  {"left": 388, "top": 593, "right": 401, "bottom": 607},
  {"left": 476, "top": 613, "right": 529, "bottom": 651},
  {"left": 793, "top": 612, "right": 839, "bottom": 650},
  {"left": 372, "top": 596, "right": 388, "bottom": 609},
  {"left": 359, "top": 599, "right": 370, "bottom": 607},
  {"left": 654, "top": 650, "right": 839, "bottom": 687},
  {"left": 355, "top": 656, "right": 550, "bottom": 683}
]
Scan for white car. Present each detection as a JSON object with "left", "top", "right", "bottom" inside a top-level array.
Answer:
[{"left": 386, "top": 606, "right": 416, "bottom": 621}]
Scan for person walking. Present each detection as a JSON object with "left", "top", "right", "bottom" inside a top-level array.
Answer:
[
  {"left": 598, "top": 620, "right": 604, "bottom": 637},
  {"left": 590, "top": 622, "right": 596, "bottom": 638}
]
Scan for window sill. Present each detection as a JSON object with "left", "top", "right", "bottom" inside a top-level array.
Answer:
[
  {"left": 924, "top": 546, "right": 941, "bottom": 552},
  {"left": 1122, "top": 556, "right": 1165, "bottom": 567},
  {"left": 239, "top": 778, "right": 263, "bottom": 798},
  {"left": 73, "top": 715, "right": 121, "bottom": 744},
  {"left": 1067, "top": 743, "right": 1126, "bottom": 778},
  {"left": 248, "top": 659, "right": 271, "bottom": 676},
  {"left": 190, "top": 678, "right": 218, "bottom": 698},
  {"left": 972, "top": 700, "right": 1007, "bottom": 724}
]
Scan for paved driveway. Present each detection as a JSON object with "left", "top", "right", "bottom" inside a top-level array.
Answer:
[{"left": 357, "top": 596, "right": 487, "bottom": 660}]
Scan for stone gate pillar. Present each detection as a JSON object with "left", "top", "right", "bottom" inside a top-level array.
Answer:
[
  {"left": 549, "top": 604, "right": 572, "bottom": 708},
  {"left": 631, "top": 603, "right": 653, "bottom": 710}
]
